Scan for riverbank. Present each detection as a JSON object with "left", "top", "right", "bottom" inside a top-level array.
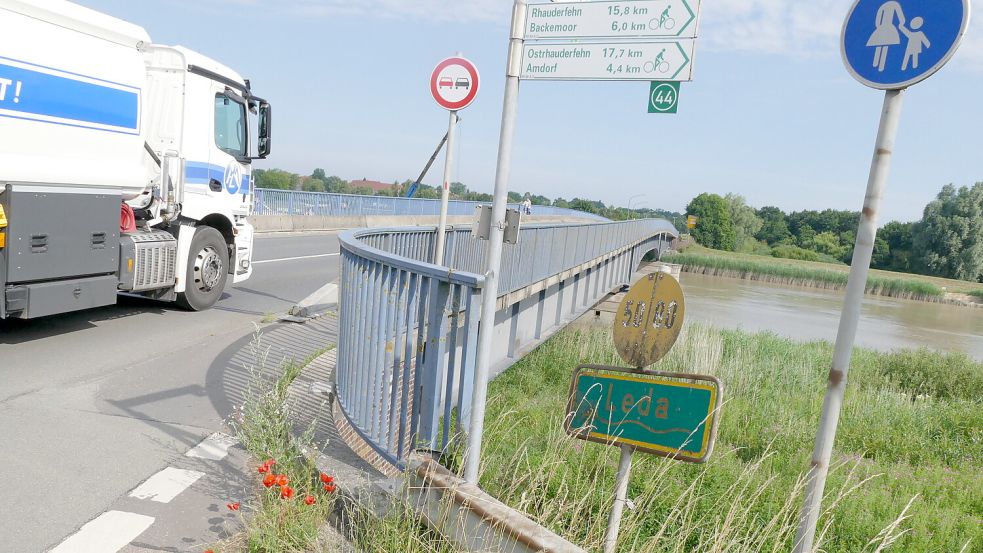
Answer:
[
  {"left": 663, "top": 246, "right": 983, "bottom": 306},
  {"left": 476, "top": 325, "right": 982, "bottom": 552}
]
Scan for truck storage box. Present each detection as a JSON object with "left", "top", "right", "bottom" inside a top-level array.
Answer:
[
  {"left": 5, "top": 274, "right": 118, "bottom": 319},
  {"left": 3, "top": 187, "right": 120, "bottom": 283}
]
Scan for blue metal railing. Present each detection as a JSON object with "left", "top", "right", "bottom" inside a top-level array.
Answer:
[
  {"left": 335, "top": 219, "right": 678, "bottom": 467},
  {"left": 253, "top": 188, "right": 608, "bottom": 221}
]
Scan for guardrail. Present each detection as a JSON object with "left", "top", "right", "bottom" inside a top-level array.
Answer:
[
  {"left": 336, "top": 219, "right": 678, "bottom": 467},
  {"left": 254, "top": 188, "right": 608, "bottom": 221}
]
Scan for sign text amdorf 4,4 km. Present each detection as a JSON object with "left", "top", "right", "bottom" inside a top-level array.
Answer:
[
  {"left": 524, "top": 0, "right": 702, "bottom": 40},
  {"left": 430, "top": 56, "right": 480, "bottom": 111},
  {"left": 842, "top": 0, "right": 970, "bottom": 89}
]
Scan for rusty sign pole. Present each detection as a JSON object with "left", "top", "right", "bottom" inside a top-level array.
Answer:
[
  {"left": 605, "top": 443, "right": 635, "bottom": 553},
  {"left": 793, "top": 88, "right": 904, "bottom": 552}
]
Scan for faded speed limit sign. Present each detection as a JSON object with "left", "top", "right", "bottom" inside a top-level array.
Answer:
[{"left": 613, "top": 271, "right": 685, "bottom": 367}]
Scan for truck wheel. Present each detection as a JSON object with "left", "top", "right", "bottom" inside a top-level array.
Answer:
[{"left": 177, "top": 227, "right": 229, "bottom": 311}]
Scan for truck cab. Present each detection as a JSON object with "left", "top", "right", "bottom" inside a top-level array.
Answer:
[{"left": 0, "top": 0, "right": 272, "bottom": 318}]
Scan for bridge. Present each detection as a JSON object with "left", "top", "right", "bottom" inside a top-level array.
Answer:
[
  {"left": 0, "top": 188, "right": 676, "bottom": 551},
  {"left": 334, "top": 218, "right": 678, "bottom": 468}
]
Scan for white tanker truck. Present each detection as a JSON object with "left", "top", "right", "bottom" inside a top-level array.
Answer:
[{"left": 0, "top": 0, "right": 271, "bottom": 318}]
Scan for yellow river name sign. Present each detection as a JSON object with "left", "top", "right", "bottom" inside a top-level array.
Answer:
[{"left": 612, "top": 271, "right": 685, "bottom": 367}]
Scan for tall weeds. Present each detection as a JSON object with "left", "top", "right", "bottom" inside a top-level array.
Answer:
[
  {"left": 664, "top": 252, "right": 946, "bottom": 301},
  {"left": 476, "top": 325, "right": 982, "bottom": 552}
]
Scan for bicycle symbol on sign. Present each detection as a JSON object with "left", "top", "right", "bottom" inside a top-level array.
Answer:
[
  {"left": 643, "top": 49, "right": 670, "bottom": 74},
  {"left": 648, "top": 6, "right": 676, "bottom": 31}
]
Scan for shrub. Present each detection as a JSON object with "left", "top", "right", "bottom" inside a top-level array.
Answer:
[
  {"left": 879, "top": 348, "right": 983, "bottom": 401},
  {"left": 771, "top": 245, "right": 820, "bottom": 261}
]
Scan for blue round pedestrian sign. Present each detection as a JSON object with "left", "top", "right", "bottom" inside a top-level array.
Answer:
[{"left": 842, "top": 0, "right": 971, "bottom": 89}]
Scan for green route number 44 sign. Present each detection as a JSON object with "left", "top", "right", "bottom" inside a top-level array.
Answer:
[{"left": 649, "top": 81, "right": 680, "bottom": 114}]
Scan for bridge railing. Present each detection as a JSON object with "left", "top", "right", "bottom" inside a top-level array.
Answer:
[
  {"left": 336, "top": 219, "right": 678, "bottom": 467},
  {"left": 254, "top": 188, "right": 608, "bottom": 221}
]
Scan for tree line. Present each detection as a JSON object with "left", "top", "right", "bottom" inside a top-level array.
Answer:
[
  {"left": 253, "top": 168, "right": 684, "bottom": 224},
  {"left": 685, "top": 183, "right": 983, "bottom": 282}
]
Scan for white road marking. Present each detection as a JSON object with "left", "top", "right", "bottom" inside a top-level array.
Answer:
[
  {"left": 49, "top": 510, "right": 154, "bottom": 553},
  {"left": 185, "top": 432, "right": 237, "bottom": 461},
  {"left": 252, "top": 253, "right": 339, "bottom": 265},
  {"left": 128, "top": 467, "right": 204, "bottom": 503}
]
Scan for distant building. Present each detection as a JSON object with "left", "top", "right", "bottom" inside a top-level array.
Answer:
[{"left": 352, "top": 179, "right": 399, "bottom": 194}]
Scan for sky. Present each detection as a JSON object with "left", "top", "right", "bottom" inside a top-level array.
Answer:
[{"left": 76, "top": 0, "right": 983, "bottom": 223}]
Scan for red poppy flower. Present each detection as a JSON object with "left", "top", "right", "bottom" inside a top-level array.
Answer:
[
  {"left": 275, "top": 474, "right": 289, "bottom": 487},
  {"left": 262, "top": 474, "right": 276, "bottom": 488},
  {"left": 280, "top": 486, "right": 295, "bottom": 499},
  {"left": 319, "top": 473, "right": 334, "bottom": 484},
  {"left": 226, "top": 502, "right": 240, "bottom": 511},
  {"left": 304, "top": 495, "right": 316, "bottom": 505},
  {"left": 323, "top": 483, "right": 336, "bottom": 493},
  {"left": 263, "top": 458, "right": 276, "bottom": 468},
  {"left": 257, "top": 465, "right": 269, "bottom": 474},
  {"left": 205, "top": 550, "right": 214, "bottom": 553}
]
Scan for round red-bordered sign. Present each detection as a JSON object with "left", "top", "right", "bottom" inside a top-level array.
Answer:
[{"left": 430, "top": 57, "right": 480, "bottom": 111}]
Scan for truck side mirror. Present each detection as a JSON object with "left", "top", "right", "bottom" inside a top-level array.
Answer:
[{"left": 257, "top": 103, "right": 272, "bottom": 159}]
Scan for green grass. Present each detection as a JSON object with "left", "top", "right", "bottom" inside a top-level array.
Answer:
[
  {"left": 475, "top": 326, "right": 982, "bottom": 552},
  {"left": 663, "top": 250, "right": 946, "bottom": 301},
  {"left": 969, "top": 290, "right": 983, "bottom": 300}
]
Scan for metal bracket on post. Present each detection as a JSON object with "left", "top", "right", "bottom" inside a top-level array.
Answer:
[
  {"left": 503, "top": 208, "right": 521, "bottom": 245},
  {"left": 472, "top": 205, "right": 492, "bottom": 240},
  {"left": 507, "top": 1, "right": 528, "bottom": 77}
]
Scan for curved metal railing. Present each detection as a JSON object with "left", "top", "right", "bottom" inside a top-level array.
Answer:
[
  {"left": 336, "top": 219, "right": 678, "bottom": 466},
  {"left": 255, "top": 188, "right": 610, "bottom": 221}
]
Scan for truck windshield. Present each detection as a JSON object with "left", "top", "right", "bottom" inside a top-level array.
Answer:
[{"left": 214, "top": 94, "right": 247, "bottom": 158}]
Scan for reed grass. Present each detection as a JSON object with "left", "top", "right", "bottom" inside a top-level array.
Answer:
[
  {"left": 349, "top": 326, "right": 981, "bottom": 552},
  {"left": 663, "top": 252, "right": 945, "bottom": 301},
  {"left": 475, "top": 325, "right": 982, "bottom": 552}
]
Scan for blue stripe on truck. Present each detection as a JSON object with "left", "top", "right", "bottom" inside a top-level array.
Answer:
[
  {"left": 0, "top": 57, "right": 140, "bottom": 133},
  {"left": 185, "top": 161, "right": 251, "bottom": 194}
]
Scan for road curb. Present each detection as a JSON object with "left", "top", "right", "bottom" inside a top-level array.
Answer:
[{"left": 288, "top": 282, "right": 339, "bottom": 319}]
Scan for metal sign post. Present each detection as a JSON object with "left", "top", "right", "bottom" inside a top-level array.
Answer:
[
  {"left": 794, "top": 2, "right": 969, "bottom": 551},
  {"left": 567, "top": 364, "right": 722, "bottom": 553},
  {"left": 463, "top": 0, "right": 525, "bottom": 484},
  {"left": 465, "top": 0, "right": 704, "bottom": 484},
  {"left": 434, "top": 109, "right": 458, "bottom": 265},
  {"left": 606, "top": 443, "right": 634, "bottom": 553},
  {"left": 563, "top": 270, "right": 721, "bottom": 553},
  {"left": 429, "top": 56, "right": 480, "bottom": 265}
]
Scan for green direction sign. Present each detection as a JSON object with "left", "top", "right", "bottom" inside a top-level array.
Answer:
[
  {"left": 520, "top": 41, "right": 694, "bottom": 81},
  {"left": 566, "top": 365, "right": 722, "bottom": 463},
  {"left": 524, "top": 0, "right": 702, "bottom": 40},
  {"left": 648, "top": 81, "right": 679, "bottom": 113}
]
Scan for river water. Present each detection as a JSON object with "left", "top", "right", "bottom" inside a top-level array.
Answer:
[{"left": 679, "top": 273, "right": 983, "bottom": 361}]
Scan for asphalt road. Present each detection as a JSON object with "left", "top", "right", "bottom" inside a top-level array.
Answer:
[{"left": 0, "top": 231, "right": 341, "bottom": 552}]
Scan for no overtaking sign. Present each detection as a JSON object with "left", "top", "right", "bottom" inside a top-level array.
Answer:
[{"left": 430, "top": 57, "right": 480, "bottom": 111}]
